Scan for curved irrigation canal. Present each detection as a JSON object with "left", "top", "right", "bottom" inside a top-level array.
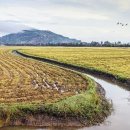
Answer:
[{"left": 1, "top": 52, "right": 130, "bottom": 130}]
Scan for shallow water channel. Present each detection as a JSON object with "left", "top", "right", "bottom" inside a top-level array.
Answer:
[{"left": 1, "top": 72, "right": 130, "bottom": 130}]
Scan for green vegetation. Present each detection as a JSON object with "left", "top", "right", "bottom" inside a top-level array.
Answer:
[
  {"left": 20, "top": 47, "right": 130, "bottom": 83},
  {"left": 43, "top": 78, "right": 110, "bottom": 120},
  {"left": 0, "top": 47, "right": 110, "bottom": 127}
]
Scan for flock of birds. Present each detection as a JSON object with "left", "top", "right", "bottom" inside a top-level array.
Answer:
[{"left": 117, "top": 22, "right": 128, "bottom": 26}]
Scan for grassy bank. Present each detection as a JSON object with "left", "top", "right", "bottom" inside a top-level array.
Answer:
[{"left": 0, "top": 77, "right": 110, "bottom": 127}]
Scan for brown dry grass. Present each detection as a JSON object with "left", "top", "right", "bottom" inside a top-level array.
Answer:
[{"left": 0, "top": 48, "right": 88, "bottom": 104}]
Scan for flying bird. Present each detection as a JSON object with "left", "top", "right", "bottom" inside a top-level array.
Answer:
[{"left": 117, "top": 22, "right": 128, "bottom": 27}]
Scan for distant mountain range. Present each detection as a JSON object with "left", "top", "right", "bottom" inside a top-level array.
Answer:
[{"left": 0, "top": 29, "right": 81, "bottom": 45}]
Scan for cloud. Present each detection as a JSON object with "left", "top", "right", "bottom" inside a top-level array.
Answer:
[
  {"left": 0, "top": 0, "right": 130, "bottom": 42},
  {"left": 0, "top": 20, "right": 32, "bottom": 36}
]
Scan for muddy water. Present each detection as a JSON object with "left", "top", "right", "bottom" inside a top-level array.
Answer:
[
  {"left": 1, "top": 73, "right": 130, "bottom": 130},
  {"left": 81, "top": 74, "right": 130, "bottom": 130}
]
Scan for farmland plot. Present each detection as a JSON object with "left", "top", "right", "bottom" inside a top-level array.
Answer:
[
  {"left": 0, "top": 48, "right": 88, "bottom": 104},
  {"left": 20, "top": 47, "right": 130, "bottom": 83},
  {"left": 0, "top": 47, "right": 110, "bottom": 127}
]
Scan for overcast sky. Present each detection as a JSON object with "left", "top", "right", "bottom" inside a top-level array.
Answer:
[{"left": 0, "top": 0, "right": 130, "bottom": 42}]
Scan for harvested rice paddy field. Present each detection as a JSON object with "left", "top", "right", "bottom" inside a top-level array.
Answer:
[
  {"left": 20, "top": 47, "right": 130, "bottom": 84},
  {"left": 0, "top": 47, "right": 110, "bottom": 127}
]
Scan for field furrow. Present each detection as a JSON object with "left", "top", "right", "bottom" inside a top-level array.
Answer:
[{"left": 0, "top": 48, "right": 88, "bottom": 103}]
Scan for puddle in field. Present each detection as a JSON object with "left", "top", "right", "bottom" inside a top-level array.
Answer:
[{"left": 2, "top": 54, "right": 130, "bottom": 130}]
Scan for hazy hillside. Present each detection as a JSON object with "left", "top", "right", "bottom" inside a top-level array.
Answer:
[{"left": 0, "top": 29, "right": 81, "bottom": 45}]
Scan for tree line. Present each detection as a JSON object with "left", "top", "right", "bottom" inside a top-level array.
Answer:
[{"left": 2, "top": 41, "right": 130, "bottom": 47}]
